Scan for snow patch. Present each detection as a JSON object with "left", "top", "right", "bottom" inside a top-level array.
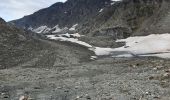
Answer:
[
  {"left": 115, "top": 34, "right": 170, "bottom": 55},
  {"left": 46, "top": 35, "right": 92, "bottom": 48},
  {"left": 91, "top": 33, "right": 170, "bottom": 58},
  {"left": 90, "top": 56, "right": 98, "bottom": 60},
  {"left": 58, "top": 33, "right": 82, "bottom": 38},
  {"left": 110, "top": 0, "right": 122, "bottom": 5},
  {"left": 99, "top": 9, "right": 104, "bottom": 13},
  {"left": 33, "top": 26, "right": 51, "bottom": 33},
  {"left": 113, "top": 33, "right": 170, "bottom": 58},
  {"left": 52, "top": 25, "right": 62, "bottom": 33},
  {"left": 31, "top": 25, "right": 69, "bottom": 34},
  {"left": 47, "top": 33, "right": 170, "bottom": 59},
  {"left": 69, "top": 24, "right": 78, "bottom": 31}
]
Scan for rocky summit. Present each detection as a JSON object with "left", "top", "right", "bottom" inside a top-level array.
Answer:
[{"left": 1, "top": 0, "right": 170, "bottom": 100}]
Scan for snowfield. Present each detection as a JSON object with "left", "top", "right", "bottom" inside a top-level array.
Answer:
[
  {"left": 47, "top": 33, "right": 170, "bottom": 59},
  {"left": 114, "top": 33, "right": 170, "bottom": 58}
]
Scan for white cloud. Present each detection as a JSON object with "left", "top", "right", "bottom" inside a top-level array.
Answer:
[{"left": 0, "top": 0, "right": 67, "bottom": 21}]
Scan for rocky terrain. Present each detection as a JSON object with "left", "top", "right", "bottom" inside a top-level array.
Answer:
[
  {"left": 1, "top": 0, "right": 170, "bottom": 100},
  {"left": 0, "top": 18, "right": 93, "bottom": 69}
]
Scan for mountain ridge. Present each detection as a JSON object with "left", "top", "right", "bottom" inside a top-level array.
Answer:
[
  {"left": 10, "top": 0, "right": 170, "bottom": 47},
  {"left": 11, "top": 0, "right": 112, "bottom": 29}
]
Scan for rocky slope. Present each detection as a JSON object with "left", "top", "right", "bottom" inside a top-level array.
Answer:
[
  {"left": 0, "top": 18, "right": 93, "bottom": 69},
  {"left": 81, "top": 0, "right": 170, "bottom": 36},
  {"left": 78, "top": 0, "right": 170, "bottom": 47},
  {"left": 11, "top": 0, "right": 170, "bottom": 47}
]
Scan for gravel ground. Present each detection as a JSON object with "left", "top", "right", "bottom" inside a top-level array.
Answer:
[{"left": 0, "top": 51, "right": 170, "bottom": 100}]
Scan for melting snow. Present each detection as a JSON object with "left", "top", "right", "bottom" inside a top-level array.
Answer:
[
  {"left": 47, "top": 33, "right": 170, "bottom": 59},
  {"left": 46, "top": 35, "right": 92, "bottom": 48},
  {"left": 115, "top": 34, "right": 170, "bottom": 55},
  {"left": 92, "top": 34, "right": 170, "bottom": 58}
]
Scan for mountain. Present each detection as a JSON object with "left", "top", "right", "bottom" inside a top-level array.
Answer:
[
  {"left": 11, "top": 0, "right": 112, "bottom": 30},
  {"left": 10, "top": 0, "right": 170, "bottom": 47},
  {"left": 1, "top": 1, "right": 170, "bottom": 100},
  {"left": 80, "top": 0, "right": 170, "bottom": 36},
  {"left": 78, "top": 0, "right": 170, "bottom": 47},
  {"left": 0, "top": 17, "right": 93, "bottom": 69}
]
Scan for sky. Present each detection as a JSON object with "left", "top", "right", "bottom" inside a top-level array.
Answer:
[{"left": 0, "top": 0, "right": 67, "bottom": 21}]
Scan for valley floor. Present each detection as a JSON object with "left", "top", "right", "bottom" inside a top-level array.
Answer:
[{"left": 0, "top": 39, "right": 170, "bottom": 100}]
